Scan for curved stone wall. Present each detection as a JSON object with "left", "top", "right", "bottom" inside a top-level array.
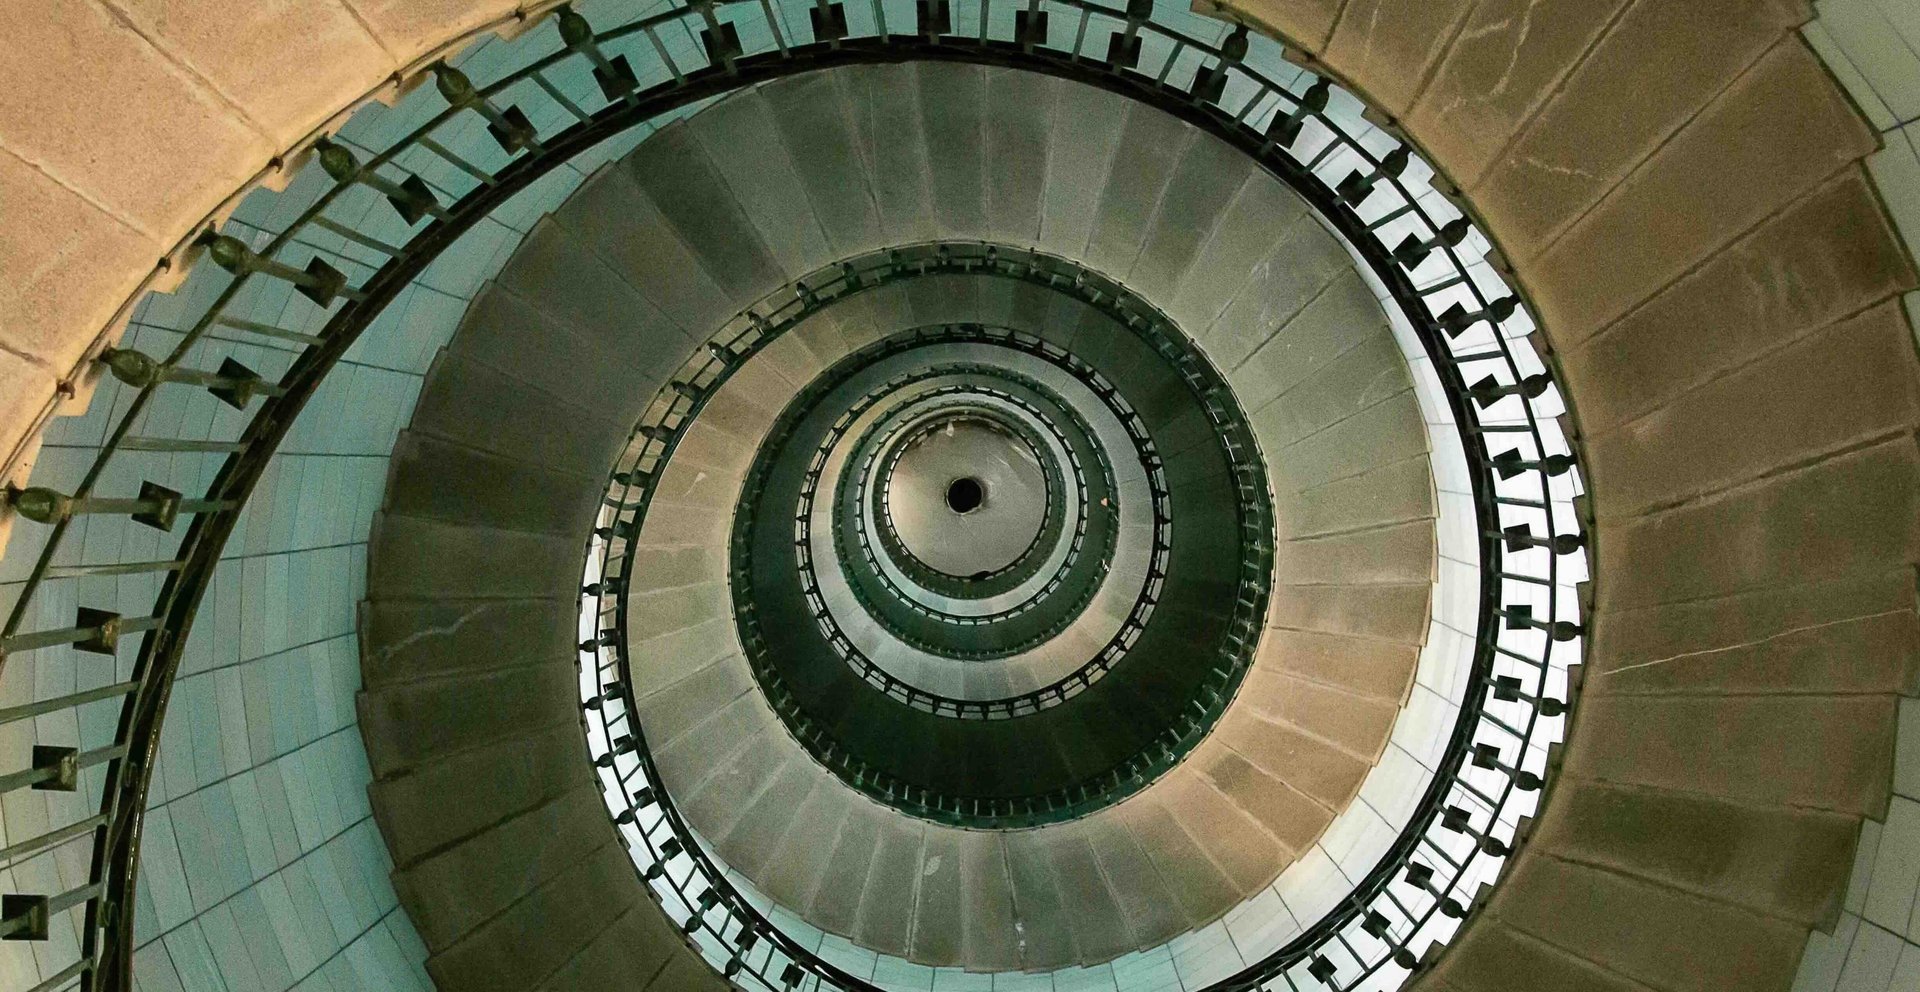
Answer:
[{"left": 0, "top": 1, "right": 1917, "bottom": 990}]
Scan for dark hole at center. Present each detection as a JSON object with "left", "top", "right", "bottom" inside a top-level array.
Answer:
[{"left": 946, "top": 477, "right": 984, "bottom": 514}]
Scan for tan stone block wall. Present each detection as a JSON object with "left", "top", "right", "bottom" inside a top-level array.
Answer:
[{"left": 0, "top": 0, "right": 548, "bottom": 478}]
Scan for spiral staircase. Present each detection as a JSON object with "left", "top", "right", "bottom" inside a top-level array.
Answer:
[{"left": 1, "top": 1, "right": 1918, "bottom": 991}]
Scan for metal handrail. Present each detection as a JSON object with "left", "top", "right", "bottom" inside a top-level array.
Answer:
[{"left": 0, "top": 0, "right": 1586, "bottom": 988}]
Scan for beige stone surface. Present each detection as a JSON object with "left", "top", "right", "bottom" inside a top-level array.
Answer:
[
  {"left": 1490, "top": 854, "right": 1807, "bottom": 992},
  {"left": 0, "top": 1, "right": 273, "bottom": 240},
  {"left": 1526, "top": 39, "right": 1879, "bottom": 343},
  {"left": 1583, "top": 300, "right": 1920, "bottom": 518},
  {"left": 0, "top": 149, "right": 158, "bottom": 370},
  {"left": 1595, "top": 439, "right": 1920, "bottom": 610},
  {"left": 1562, "top": 693, "right": 1896, "bottom": 816},
  {"left": 1532, "top": 779, "right": 1858, "bottom": 927},
  {"left": 1585, "top": 568, "right": 1920, "bottom": 697},
  {"left": 1404, "top": 0, "right": 1633, "bottom": 188},
  {"left": 105, "top": 0, "right": 393, "bottom": 145},
  {"left": 1421, "top": 916, "right": 1660, "bottom": 992},
  {"left": 341, "top": 0, "right": 521, "bottom": 64},
  {"left": 1210, "top": 0, "right": 1345, "bottom": 50},
  {"left": 1560, "top": 170, "right": 1915, "bottom": 427},
  {"left": 1466, "top": 0, "right": 1804, "bottom": 261},
  {"left": 1320, "top": 0, "right": 1476, "bottom": 116}
]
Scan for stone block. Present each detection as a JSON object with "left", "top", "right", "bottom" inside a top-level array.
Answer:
[
  {"left": 1127, "top": 134, "right": 1252, "bottom": 305},
  {"left": 1081, "top": 815, "right": 1192, "bottom": 945},
  {"left": 553, "top": 166, "right": 738, "bottom": 337},
  {"left": 360, "top": 595, "right": 575, "bottom": 688},
  {"left": 492, "top": 218, "right": 693, "bottom": 374},
  {"left": 625, "top": 123, "right": 788, "bottom": 304},
  {"left": 1254, "top": 627, "right": 1421, "bottom": 702},
  {"left": 368, "top": 723, "right": 590, "bottom": 867},
  {"left": 756, "top": 777, "right": 846, "bottom": 915},
  {"left": 910, "top": 826, "right": 964, "bottom": 966},
  {"left": 0, "top": 151, "right": 157, "bottom": 370},
  {"left": 1272, "top": 518, "right": 1435, "bottom": 587},
  {"left": 943, "top": 831, "right": 1017, "bottom": 971},
  {"left": 1248, "top": 328, "right": 1411, "bottom": 451},
  {"left": 0, "top": 352, "right": 56, "bottom": 478},
  {"left": 1532, "top": 779, "right": 1858, "bottom": 927},
  {"left": 531, "top": 904, "right": 687, "bottom": 991},
  {"left": 1237, "top": 668, "right": 1401, "bottom": 761},
  {"left": 1562, "top": 693, "right": 1897, "bottom": 816},
  {"left": 1560, "top": 171, "right": 1915, "bottom": 426},
  {"left": 1586, "top": 568, "right": 1919, "bottom": 697},
  {"left": 763, "top": 69, "right": 885, "bottom": 257},
  {"left": 983, "top": 68, "right": 1054, "bottom": 245},
  {"left": 357, "top": 660, "right": 580, "bottom": 777},
  {"left": 855, "top": 814, "right": 925, "bottom": 957},
  {"left": 1528, "top": 40, "right": 1880, "bottom": 342},
  {"left": 405, "top": 351, "right": 629, "bottom": 479},
  {"left": 396, "top": 785, "right": 612, "bottom": 950},
  {"left": 368, "top": 513, "right": 584, "bottom": 601},
  {"left": 1231, "top": 269, "right": 1391, "bottom": 413},
  {"left": 1195, "top": 215, "right": 1349, "bottom": 373},
  {"left": 1584, "top": 301, "right": 1920, "bottom": 519},
  {"left": 809, "top": 798, "right": 882, "bottom": 935},
  {"left": 1595, "top": 439, "right": 1920, "bottom": 610},
  {"left": 918, "top": 62, "right": 990, "bottom": 242},
  {"left": 1272, "top": 454, "right": 1434, "bottom": 538},
  {"left": 1038, "top": 74, "right": 1131, "bottom": 258},
  {"left": 1491, "top": 853, "right": 1806, "bottom": 992},
  {"left": 1193, "top": 741, "right": 1335, "bottom": 854},
  {"left": 110, "top": 0, "right": 394, "bottom": 146},
  {"left": 0, "top": 0, "right": 272, "bottom": 239},
  {"left": 1469, "top": 0, "right": 1804, "bottom": 260},
  {"left": 1165, "top": 172, "right": 1308, "bottom": 341},
  {"left": 675, "top": 724, "right": 788, "bottom": 844},
  {"left": 1267, "top": 580, "right": 1431, "bottom": 643},
  {"left": 1116, "top": 794, "right": 1241, "bottom": 926},
  {"left": 1041, "top": 831, "right": 1134, "bottom": 965},
  {"left": 1420, "top": 917, "right": 1658, "bottom": 992},
  {"left": 1322, "top": 0, "right": 1476, "bottom": 116},
  {"left": 685, "top": 88, "right": 834, "bottom": 278},
  {"left": 1004, "top": 829, "right": 1080, "bottom": 969},
  {"left": 1405, "top": 0, "right": 1633, "bottom": 188},
  {"left": 426, "top": 841, "right": 641, "bottom": 991},
  {"left": 633, "top": 652, "right": 754, "bottom": 753},
  {"left": 1272, "top": 389, "right": 1428, "bottom": 491},
  {"left": 337, "top": 0, "right": 519, "bottom": 66},
  {"left": 1216, "top": 708, "right": 1372, "bottom": 810},
  {"left": 384, "top": 432, "right": 601, "bottom": 535},
  {"left": 1217, "top": 0, "right": 1346, "bottom": 50}
]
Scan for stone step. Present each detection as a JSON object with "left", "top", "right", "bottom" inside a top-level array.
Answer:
[
  {"left": 1528, "top": 778, "right": 1859, "bottom": 929},
  {"left": 366, "top": 513, "right": 583, "bottom": 602},
  {"left": 1525, "top": 39, "right": 1875, "bottom": 342},
  {"left": 383, "top": 431, "right": 602, "bottom": 536},
  {"left": 359, "top": 595, "right": 575, "bottom": 689},
  {"left": 1418, "top": 916, "right": 1659, "bottom": 992},
  {"left": 531, "top": 902, "right": 710, "bottom": 992},
  {"left": 425, "top": 841, "right": 643, "bottom": 991},
  {"left": 1560, "top": 171, "right": 1911, "bottom": 434},
  {"left": 1477, "top": 853, "right": 1808, "bottom": 992},
  {"left": 404, "top": 348, "right": 630, "bottom": 480},
  {"left": 755, "top": 69, "right": 885, "bottom": 258},
  {"left": 357, "top": 659, "right": 580, "bottom": 779},
  {"left": 395, "top": 783, "right": 613, "bottom": 951},
  {"left": 549, "top": 164, "right": 742, "bottom": 340},
  {"left": 368, "top": 722, "right": 591, "bottom": 869}
]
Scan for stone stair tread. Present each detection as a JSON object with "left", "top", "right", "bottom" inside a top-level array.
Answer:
[{"left": 395, "top": 783, "right": 612, "bottom": 951}]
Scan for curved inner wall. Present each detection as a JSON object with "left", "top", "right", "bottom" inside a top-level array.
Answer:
[{"left": 0, "top": 1, "right": 1912, "bottom": 990}]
